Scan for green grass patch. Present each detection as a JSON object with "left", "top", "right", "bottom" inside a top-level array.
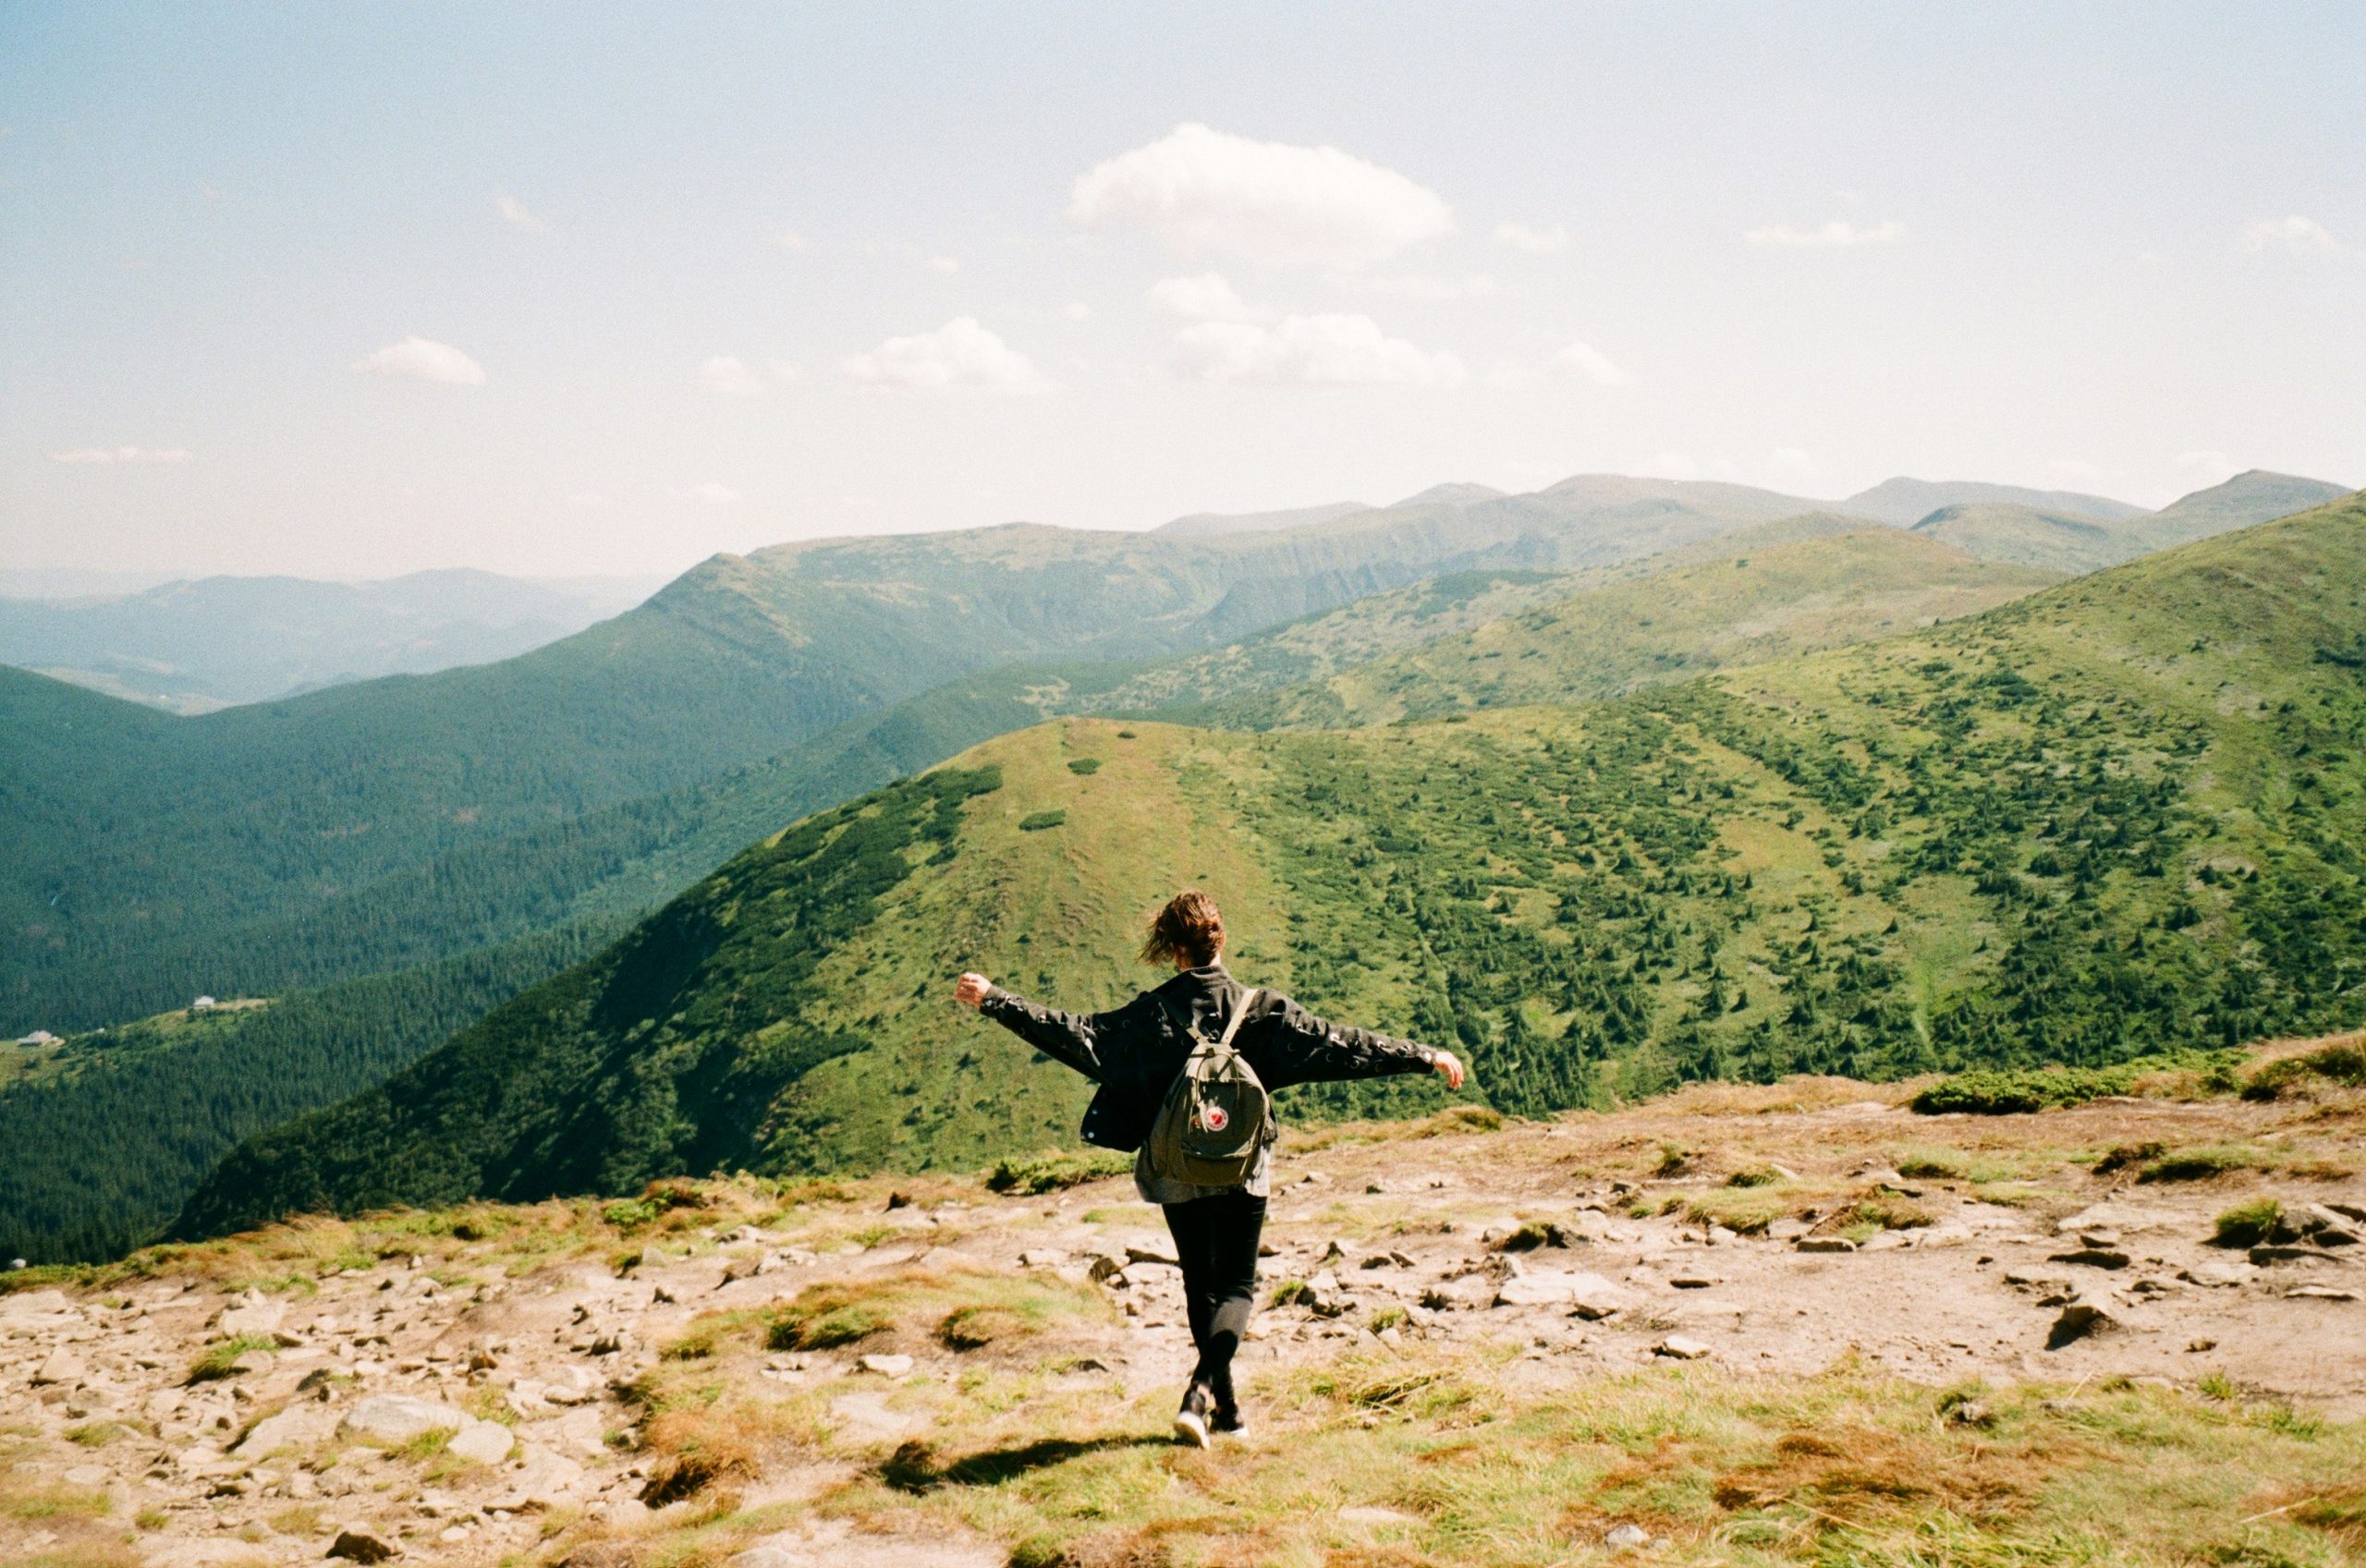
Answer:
[
  {"left": 3, "top": 1485, "right": 112, "bottom": 1519},
  {"left": 759, "top": 1265, "right": 1109, "bottom": 1355},
  {"left": 1894, "top": 1147, "right": 1970, "bottom": 1180},
  {"left": 1909, "top": 1051, "right": 2244, "bottom": 1115},
  {"left": 1066, "top": 758, "right": 1102, "bottom": 775},
  {"left": 1832, "top": 1197, "right": 1934, "bottom": 1243},
  {"left": 2213, "top": 1198, "right": 2285, "bottom": 1247},
  {"left": 983, "top": 1148, "right": 1131, "bottom": 1195},
  {"left": 2244, "top": 1041, "right": 2366, "bottom": 1101},
  {"left": 186, "top": 1332, "right": 277, "bottom": 1384},
  {"left": 2136, "top": 1144, "right": 2278, "bottom": 1183},
  {"left": 1018, "top": 809, "right": 1067, "bottom": 832}
]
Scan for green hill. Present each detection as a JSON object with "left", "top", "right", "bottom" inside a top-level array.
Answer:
[
  {"left": 175, "top": 492, "right": 2366, "bottom": 1239},
  {"left": 1908, "top": 503, "right": 2125, "bottom": 574},
  {"left": 1904, "top": 471, "right": 2351, "bottom": 575},
  {"left": 8, "top": 508, "right": 2074, "bottom": 1264},
  {"left": 1839, "top": 476, "right": 2147, "bottom": 527},
  {"left": 2112, "top": 469, "right": 2351, "bottom": 557},
  {"left": 1188, "top": 525, "right": 2059, "bottom": 727},
  {"left": 6, "top": 476, "right": 1845, "bottom": 1037}
]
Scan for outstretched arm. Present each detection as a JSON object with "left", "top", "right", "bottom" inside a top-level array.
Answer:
[
  {"left": 1255, "top": 995, "right": 1465, "bottom": 1091},
  {"left": 956, "top": 971, "right": 1137, "bottom": 1084}
]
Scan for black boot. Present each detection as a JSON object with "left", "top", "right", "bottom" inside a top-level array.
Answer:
[
  {"left": 1173, "top": 1378, "right": 1215, "bottom": 1448},
  {"left": 1210, "top": 1367, "right": 1245, "bottom": 1436}
]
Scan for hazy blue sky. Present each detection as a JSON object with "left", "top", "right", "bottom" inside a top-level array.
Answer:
[{"left": 4, "top": 2, "right": 2360, "bottom": 578}]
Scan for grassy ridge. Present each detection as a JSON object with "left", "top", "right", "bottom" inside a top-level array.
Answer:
[
  {"left": 176, "top": 496, "right": 2366, "bottom": 1236},
  {"left": 1187, "top": 526, "right": 2058, "bottom": 727}
]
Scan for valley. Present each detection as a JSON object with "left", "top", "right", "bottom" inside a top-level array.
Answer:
[{"left": 4, "top": 472, "right": 2356, "bottom": 1270}]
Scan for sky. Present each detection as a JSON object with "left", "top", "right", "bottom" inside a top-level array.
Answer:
[{"left": 3, "top": 2, "right": 2360, "bottom": 581}]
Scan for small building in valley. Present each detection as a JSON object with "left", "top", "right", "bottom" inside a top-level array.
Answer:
[
  {"left": 191, "top": 995, "right": 217, "bottom": 1013},
  {"left": 16, "top": 1029, "right": 59, "bottom": 1048}
]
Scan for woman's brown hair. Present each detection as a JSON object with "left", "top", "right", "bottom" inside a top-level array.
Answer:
[{"left": 1140, "top": 889, "right": 1225, "bottom": 968}]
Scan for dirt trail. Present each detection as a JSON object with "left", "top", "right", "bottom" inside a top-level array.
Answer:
[{"left": 3, "top": 1068, "right": 2360, "bottom": 1566}]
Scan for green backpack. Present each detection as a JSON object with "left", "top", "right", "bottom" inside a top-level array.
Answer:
[{"left": 1147, "top": 988, "right": 1270, "bottom": 1186}]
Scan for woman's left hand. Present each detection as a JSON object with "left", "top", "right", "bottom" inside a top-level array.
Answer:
[
  {"left": 955, "top": 972, "right": 993, "bottom": 1008},
  {"left": 1430, "top": 1049, "right": 1466, "bottom": 1090}
]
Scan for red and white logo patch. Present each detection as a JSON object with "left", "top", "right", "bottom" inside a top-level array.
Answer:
[{"left": 1201, "top": 1105, "right": 1229, "bottom": 1133}]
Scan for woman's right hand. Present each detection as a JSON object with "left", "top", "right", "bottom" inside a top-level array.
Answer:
[
  {"left": 955, "top": 972, "right": 993, "bottom": 1008},
  {"left": 1430, "top": 1049, "right": 1466, "bottom": 1090}
]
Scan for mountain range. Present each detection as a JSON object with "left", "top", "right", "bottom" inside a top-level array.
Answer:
[
  {"left": 2, "top": 465, "right": 2354, "bottom": 1263},
  {"left": 0, "top": 567, "right": 663, "bottom": 712},
  {"left": 173, "top": 489, "right": 2366, "bottom": 1235}
]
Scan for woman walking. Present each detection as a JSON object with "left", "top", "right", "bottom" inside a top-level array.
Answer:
[{"left": 955, "top": 890, "right": 1466, "bottom": 1445}]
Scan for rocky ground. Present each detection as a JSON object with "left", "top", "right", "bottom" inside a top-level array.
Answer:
[{"left": 5, "top": 1040, "right": 2362, "bottom": 1568}]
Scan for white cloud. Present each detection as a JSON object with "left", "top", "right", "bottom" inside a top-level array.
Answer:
[
  {"left": 1058, "top": 301, "right": 1093, "bottom": 322},
  {"left": 1745, "top": 218, "right": 1906, "bottom": 249},
  {"left": 1353, "top": 273, "right": 1499, "bottom": 300},
  {"left": 1635, "top": 450, "right": 1701, "bottom": 480},
  {"left": 2049, "top": 458, "right": 2106, "bottom": 483},
  {"left": 567, "top": 491, "right": 616, "bottom": 508},
  {"left": 1551, "top": 340, "right": 1629, "bottom": 386},
  {"left": 1068, "top": 122, "right": 1454, "bottom": 269},
  {"left": 925, "top": 254, "right": 961, "bottom": 274},
  {"left": 1492, "top": 221, "right": 1569, "bottom": 253},
  {"left": 671, "top": 481, "right": 740, "bottom": 504},
  {"left": 699, "top": 355, "right": 768, "bottom": 396},
  {"left": 352, "top": 335, "right": 486, "bottom": 385},
  {"left": 1170, "top": 312, "right": 1464, "bottom": 387},
  {"left": 1770, "top": 446, "right": 1818, "bottom": 480},
  {"left": 774, "top": 229, "right": 815, "bottom": 253},
  {"left": 494, "top": 192, "right": 547, "bottom": 231},
  {"left": 841, "top": 316, "right": 1054, "bottom": 394},
  {"left": 2242, "top": 214, "right": 2339, "bottom": 253},
  {"left": 51, "top": 445, "right": 193, "bottom": 465},
  {"left": 1147, "top": 272, "right": 1268, "bottom": 322}
]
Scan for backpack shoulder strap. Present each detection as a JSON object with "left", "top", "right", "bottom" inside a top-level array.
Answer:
[{"left": 1214, "top": 987, "right": 1262, "bottom": 1051}]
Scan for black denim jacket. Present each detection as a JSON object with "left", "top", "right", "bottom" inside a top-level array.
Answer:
[{"left": 978, "top": 963, "right": 1438, "bottom": 1152}]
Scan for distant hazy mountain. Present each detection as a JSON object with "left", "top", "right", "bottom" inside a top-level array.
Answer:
[
  {"left": 1841, "top": 477, "right": 2148, "bottom": 528},
  {"left": 1909, "top": 504, "right": 2125, "bottom": 576},
  {"left": 1154, "top": 500, "right": 1372, "bottom": 538},
  {"left": 1905, "top": 471, "right": 2352, "bottom": 574},
  {"left": 2112, "top": 470, "right": 2353, "bottom": 558},
  {"left": 1390, "top": 481, "right": 1505, "bottom": 508},
  {"left": 0, "top": 568, "right": 665, "bottom": 711}
]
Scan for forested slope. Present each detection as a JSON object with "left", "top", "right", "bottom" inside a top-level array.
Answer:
[
  {"left": 0, "top": 918, "right": 619, "bottom": 1264},
  {"left": 16, "top": 514, "right": 2062, "bottom": 1263},
  {"left": 177, "top": 493, "right": 2366, "bottom": 1238},
  {"left": 4, "top": 475, "right": 1836, "bottom": 1035}
]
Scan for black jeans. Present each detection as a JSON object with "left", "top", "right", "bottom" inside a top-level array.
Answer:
[{"left": 1160, "top": 1188, "right": 1267, "bottom": 1405}]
